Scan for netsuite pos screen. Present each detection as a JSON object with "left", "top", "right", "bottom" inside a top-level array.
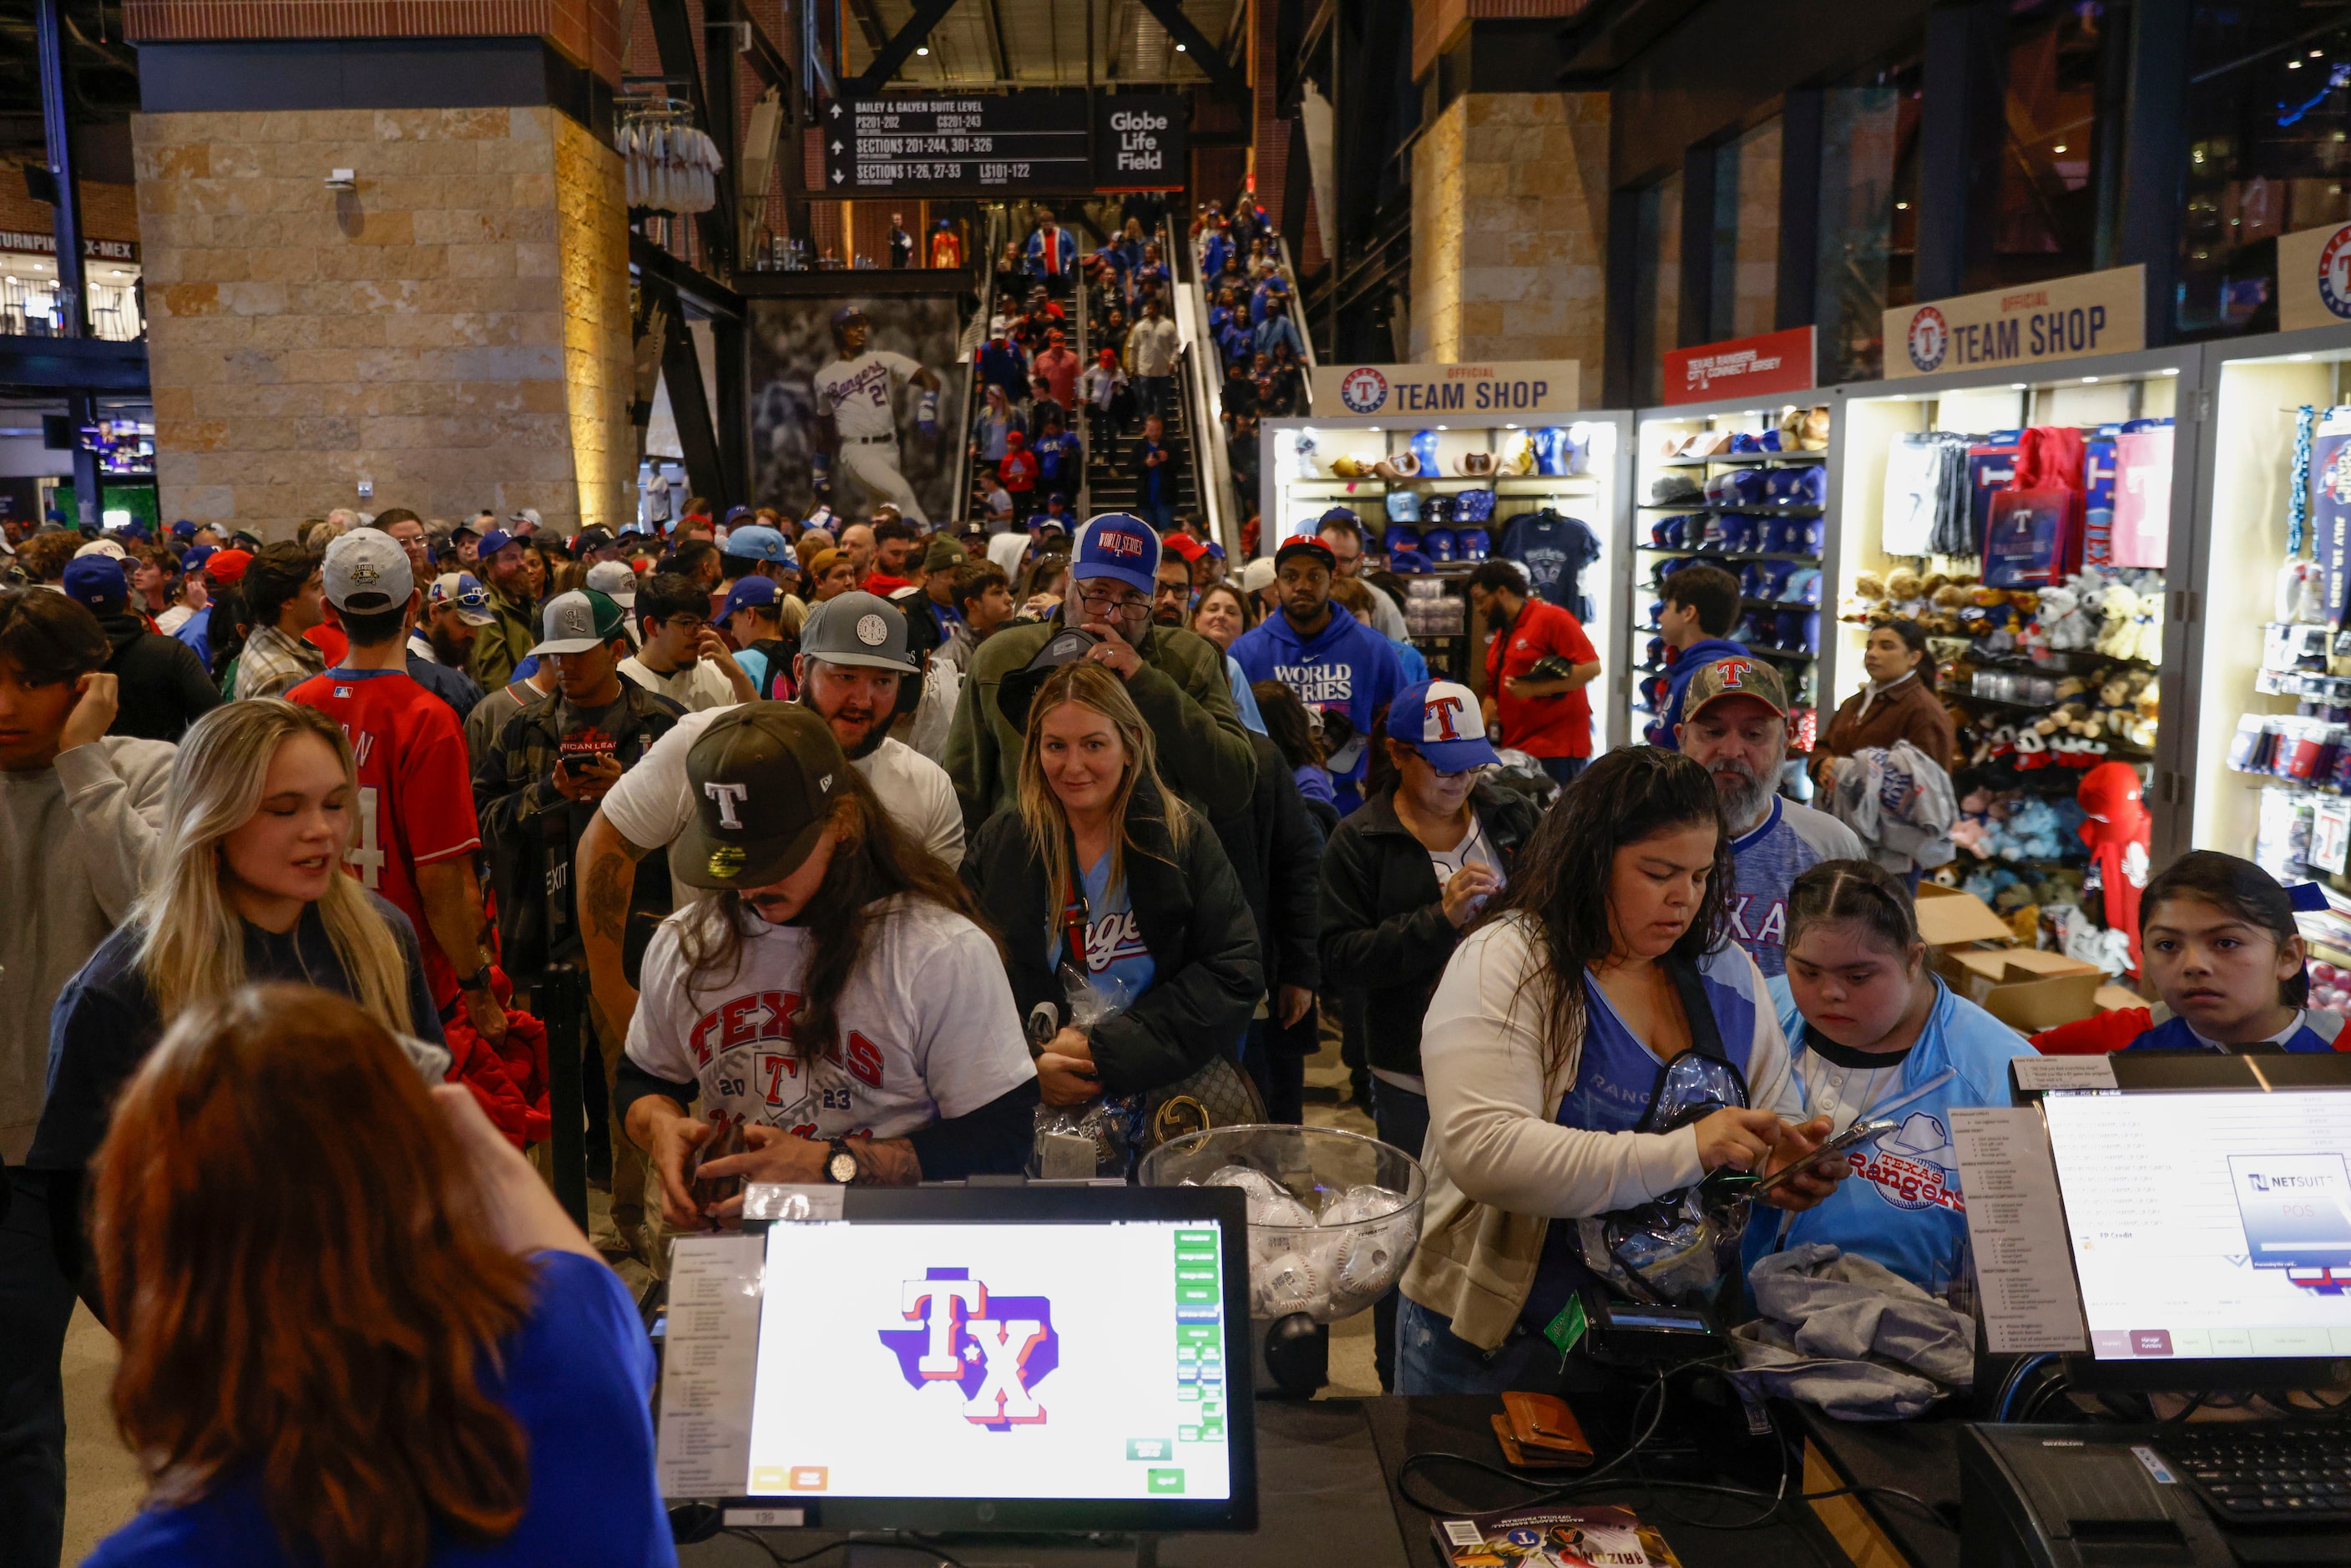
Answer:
[
  {"left": 743, "top": 1218, "right": 1236, "bottom": 1504},
  {"left": 2042, "top": 1089, "right": 2351, "bottom": 1362}
]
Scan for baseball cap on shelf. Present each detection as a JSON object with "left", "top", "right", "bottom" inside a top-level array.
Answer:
[
  {"left": 584, "top": 559, "right": 639, "bottom": 607},
  {"left": 73, "top": 539, "right": 126, "bottom": 561},
  {"left": 722, "top": 524, "right": 793, "bottom": 564},
  {"left": 720, "top": 575, "right": 781, "bottom": 621},
  {"left": 799, "top": 589, "right": 916, "bottom": 673},
  {"left": 1239, "top": 557, "right": 1277, "bottom": 594},
  {"left": 1681, "top": 655, "right": 1790, "bottom": 725},
  {"left": 204, "top": 548, "right": 254, "bottom": 586},
  {"left": 429, "top": 571, "right": 496, "bottom": 626},
  {"left": 671, "top": 703, "right": 851, "bottom": 893},
  {"left": 322, "top": 529, "right": 415, "bottom": 613},
  {"left": 475, "top": 527, "right": 518, "bottom": 561},
  {"left": 995, "top": 625, "right": 1102, "bottom": 735},
  {"left": 1386, "top": 679, "right": 1499, "bottom": 773},
  {"left": 528, "top": 588, "right": 629, "bottom": 655},
  {"left": 1069, "top": 513, "right": 1159, "bottom": 595},
  {"left": 507, "top": 508, "right": 543, "bottom": 534},
  {"left": 60, "top": 555, "right": 128, "bottom": 611},
  {"left": 1273, "top": 537, "right": 1337, "bottom": 574}
]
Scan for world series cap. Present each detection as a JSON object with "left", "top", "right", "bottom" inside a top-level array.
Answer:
[
  {"left": 1070, "top": 513, "right": 1159, "bottom": 595},
  {"left": 1385, "top": 679, "right": 1498, "bottom": 773},
  {"left": 1681, "top": 655, "right": 1789, "bottom": 724},
  {"left": 528, "top": 588, "right": 628, "bottom": 655},
  {"left": 321, "top": 528, "right": 413, "bottom": 613},
  {"left": 672, "top": 703, "right": 849, "bottom": 891}
]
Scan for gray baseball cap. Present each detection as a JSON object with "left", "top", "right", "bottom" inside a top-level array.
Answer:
[
  {"left": 322, "top": 529, "right": 414, "bottom": 613},
  {"left": 528, "top": 588, "right": 629, "bottom": 655},
  {"left": 584, "top": 559, "right": 639, "bottom": 607},
  {"left": 799, "top": 590, "right": 915, "bottom": 673}
]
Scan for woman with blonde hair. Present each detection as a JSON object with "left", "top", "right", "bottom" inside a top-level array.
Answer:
[
  {"left": 963, "top": 658, "right": 1261, "bottom": 1107},
  {"left": 33, "top": 699, "right": 440, "bottom": 1174},
  {"left": 79, "top": 983, "right": 670, "bottom": 1568}
]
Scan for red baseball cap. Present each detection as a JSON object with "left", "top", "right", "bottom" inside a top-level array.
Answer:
[
  {"left": 204, "top": 548, "right": 255, "bottom": 586},
  {"left": 1165, "top": 534, "right": 1207, "bottom": 564}
]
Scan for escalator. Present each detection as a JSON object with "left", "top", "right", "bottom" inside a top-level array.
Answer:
[{"left": 1077, "top": 227, "right": 1202, "bottom": 527}]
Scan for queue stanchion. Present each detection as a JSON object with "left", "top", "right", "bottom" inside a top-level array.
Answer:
[{"left": 540, "top": 961, "right": 589, "bottom": 1232}]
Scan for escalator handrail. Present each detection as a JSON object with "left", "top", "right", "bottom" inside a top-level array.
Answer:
[{"left": 1164, "top": 217, "right": 1235, "bottom": 561}]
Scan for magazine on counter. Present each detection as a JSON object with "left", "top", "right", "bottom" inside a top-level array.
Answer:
[{"left": 1430, "top": 1503, "right": 1684, "bottom": 1568}]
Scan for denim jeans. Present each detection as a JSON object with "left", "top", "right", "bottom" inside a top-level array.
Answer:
[
  {"left": 0, "top": 1168, "right": 78, "bottom": 1568},
  {"left": 1368, "top": 1079, "right": 1430, "bottom": 1393},
  {"left": 1537, "top": 755, "right": 1588, "bottom": 789},
  {"left": 1396, "top": 1295, "right": 1570, "bottom": 1396}
]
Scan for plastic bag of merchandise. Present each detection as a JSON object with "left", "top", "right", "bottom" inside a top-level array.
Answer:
[{"left": 1028, "top": 956, "right": 1147, "bottom": 1179}]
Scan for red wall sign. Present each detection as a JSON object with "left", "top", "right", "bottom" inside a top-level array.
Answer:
[{"left": 1661, "top": 325, "right": 1816, "bottom": 406}]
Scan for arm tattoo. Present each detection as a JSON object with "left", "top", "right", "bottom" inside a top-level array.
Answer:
[
  {"left": 584, "top": 832, "right": 649, "bottom": 944},
  {"left": 852, "top": 1138, "right": 923, "bottom": 1187}
]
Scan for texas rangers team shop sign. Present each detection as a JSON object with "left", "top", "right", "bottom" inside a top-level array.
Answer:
[
  {"left": 1661, "top": 326, "right": 1814, "bottom": 405},
  {"left": 1309, "top": 361, "right": 1580, "bottom": 417},
  {"left": 1883, "top": 266, "right": 2145, "bottom": 380},
  {"left": 2278, "top": 220, "right": 2351, "bottom": 332}
]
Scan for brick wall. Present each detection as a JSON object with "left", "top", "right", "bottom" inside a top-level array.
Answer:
[
  {"left": 135, "top": 105, "right": 633, "bottom": 536},
  {"left": 0, "top": 164, "right": 143, "bottom": 245},
  {"left": 1409, "top": 92, "right": 1607, "bottom": 406}
]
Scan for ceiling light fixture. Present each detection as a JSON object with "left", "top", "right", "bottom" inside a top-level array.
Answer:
[
  {"left": 2052, "top": 143, "right": 2067, "bottom": 153},
  {"left": 1174, "top": 41, "right": 1186, "bottom": 49},
  {"left": 915, "top": 43, "right": 929, "bottom": 53}
]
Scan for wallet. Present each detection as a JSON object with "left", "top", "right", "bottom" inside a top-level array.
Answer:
[{"left": 1491, "top": 1392, "right": 1594, "bottom": 1469}]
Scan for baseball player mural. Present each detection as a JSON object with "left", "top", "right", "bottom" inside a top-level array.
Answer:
[{"left": 749, "top": 293, "right": 969, "bottom": 525}]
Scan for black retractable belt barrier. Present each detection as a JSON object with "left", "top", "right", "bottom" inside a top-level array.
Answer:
[{"left": 539, "top": 961, "right": 589, "bottom": 1232}]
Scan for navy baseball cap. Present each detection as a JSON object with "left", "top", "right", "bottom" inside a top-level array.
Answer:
[
  {"left": 170, "top": 519, "right": 196, "bottom": 540},
  {"left": 1317, "top": 505, "right": 1360, "bottom": 530},
  {"left": 1386, "top": 680, "right": 1499, "bottom": 773},
  {"left": 720, "top": 576, "right": 781, "bottom": 620},
  {"left": 61, "top": 554, "right": 129, "bottom": 610},
  {"left": 180, "top": 544, "right": 217, "bottom": 574},
  {"left": 476, "top": 527, "right": 519, "bottom": 559},
  {"left": 1070, "top": 513, "right": 1159, "bottom": 595},
  {"left": 723, "top": 504, "right": 754, "bottom": 529}
]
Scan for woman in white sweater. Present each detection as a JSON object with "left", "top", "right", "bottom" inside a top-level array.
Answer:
[{"left": 1395, "top": 746, "right": 1848, "bottom": 1394}]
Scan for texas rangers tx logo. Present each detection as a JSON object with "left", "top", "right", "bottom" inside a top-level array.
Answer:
[{"left": 878, "top": 1267, "right": 1059, "bottom": 1430}]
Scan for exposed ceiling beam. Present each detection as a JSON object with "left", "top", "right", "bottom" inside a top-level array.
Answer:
[
  {"left": 854, "top": 0, "right": 964, "bottom": 89},
  {"left": 1130, "top": 0, "right": 1247, "bottom": 98},
  {"left": 847, "top": 0, "right": 891, "bottom": 56},
  {"left": 978, "top": 0, "right": 1013, "bottom": 81}
]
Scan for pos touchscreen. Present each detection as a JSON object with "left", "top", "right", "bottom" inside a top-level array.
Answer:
[
  {"left": 2040, "top": 1087, "right": 2351, "bottom": 1374},
  {"left": 728, "top": 1184, "right": 1255, "bottom": 1532}
]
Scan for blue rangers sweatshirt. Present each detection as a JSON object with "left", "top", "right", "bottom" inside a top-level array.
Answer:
[
  {"left": 1647, "top": 635, "right": 1752, "bottom": 748},
  {"left": 1230, "top": 603, "right": 1407, "bottom": 817}
]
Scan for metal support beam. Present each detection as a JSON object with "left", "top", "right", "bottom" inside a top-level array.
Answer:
[
  {"left": 846, "top": 0, "right": 891, "bottom": 55},
  {"left": 710, "top": 314, "right": 751, "bottom": 508},
  {"left": 650, "top": 277, "right": 735, "bottom": 512},
  {"left": 2116, "top": 0, "right": 2190, "bottom": 343},
  {"left": 648, "top": 0, "right": 739, "bottom": 275},
  {"left": 855, "top": 0, "right": 964, "bottom": 92},
  {"left": 1130, "top": 0, "right": 1250, "bottom": 99},
  {"left": 36, "top": 0, "right": 99, "bottom": 524},
  {"left": 1602, "top": 184, "right": 1642, "bottom": 407},
  {"left": 979, "top": 0, "right": 1014, "bottom": 83},
  {"left": 1676, "top": 143, "right": 1715, "bottom": 346},
  {"left": 1913, "top": 0, "right": 2005, "bottom": 302},
  {"left": 1776, "top": 87, "right": 1822, "bottom": 336}
]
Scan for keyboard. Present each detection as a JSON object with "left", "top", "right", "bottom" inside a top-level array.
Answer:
[{"left": 2157, "top": 1425, "right": 2351, "bottom": 1524}]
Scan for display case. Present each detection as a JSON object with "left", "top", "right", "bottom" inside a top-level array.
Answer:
[
  {"left": 1629, "top": 394, "right": 1838, "bottom": 766},
  {"left": 1256, "top": 412, "right": 1634, "bottom": 746},
  {"left": 1833, "top": 344, "right": 2199, "bottom": 968}
]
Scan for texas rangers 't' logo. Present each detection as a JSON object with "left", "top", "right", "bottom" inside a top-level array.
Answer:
[
  {"left": 1906, "top": 306, "right": 1949, "bottom": 373},
  {"left": 878, "top": 1268, "right": 1059, "bottom": 1430},
  {"left": 1338, "top": 366, "right": 1389, "bottom": 414}
]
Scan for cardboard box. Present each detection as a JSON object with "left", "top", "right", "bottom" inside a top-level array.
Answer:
[
  {"left": 1934, "top": 946, "right": 2105, "bottom": 1032},
  {"left": 1914, "top": 883, "right": 2017, "bottom": 947}
]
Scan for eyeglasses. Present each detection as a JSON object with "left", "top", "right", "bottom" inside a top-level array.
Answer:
[{"left": 1073, "top": 584, "right": 1150, "bottom": 622}]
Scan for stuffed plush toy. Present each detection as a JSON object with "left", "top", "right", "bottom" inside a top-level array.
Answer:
[{"left": 2094, "top": 582, "right": 2142, "bottom": 659}]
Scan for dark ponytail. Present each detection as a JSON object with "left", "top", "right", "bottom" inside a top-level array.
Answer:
[
  {"left": 2142, "top": 851, "right": 2309, "bottom": 1007},
  {"left": 1785, "top": 858, "right": 1919, "bottom": 959}
]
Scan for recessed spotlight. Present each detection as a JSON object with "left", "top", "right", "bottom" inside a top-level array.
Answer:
[
  {"left": 2011, "top": 382, "right": 2028, "bottom": 390},
  {"left": 2291, "top": 58, "right": 2304, "bottom": 68},
  {"left": 1174, "top": 41, "right": 1186, "bottom": 49},
  {"left": 915, "top": 44, "right": 929, "bottom": 53},
  {"left": 2161, "top": 367, "right": 2180, "bottom": 375},
  {"left": 2082, "top": 376, "right": 2099, "bottom": 383},
  {"left": 2295, "top": 353, "right": 2316, "bottom": 361},
  {"left": 2053, "top": 144, "right": 2067, "bottom": 154},
  {"left": 1895, "top": 201, "right": 1909, "bottom": 210}
]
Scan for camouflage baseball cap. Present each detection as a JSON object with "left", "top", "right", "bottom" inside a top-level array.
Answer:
[{"left": 1681, "top": 655, "right": 1788, "bottom": 723}]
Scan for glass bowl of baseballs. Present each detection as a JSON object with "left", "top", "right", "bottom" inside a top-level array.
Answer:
[{"left": 1138, "top": 1124, "right": 1424, "bottom": 1325}]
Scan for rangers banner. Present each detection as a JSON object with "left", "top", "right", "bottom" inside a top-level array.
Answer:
[
  {"left": 2279, "top": 219, "right": 2351, "bottom": 333},
  {"left": 1307, "top": 360, "right": 1580, "bottom": 417},
  {"left": 1883, "top": 266, "right": 2144, "bottom": 380}
]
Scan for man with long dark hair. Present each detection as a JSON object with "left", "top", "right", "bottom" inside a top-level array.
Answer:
[{"left": 619, "top": 706, "right": 1036, "bottom": 1215}]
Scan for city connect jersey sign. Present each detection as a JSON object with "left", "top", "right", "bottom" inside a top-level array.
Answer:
[
  {"left": 1883, "top": 266, "right": 2145, "bottom": 378},
  {"left": 822, "top": 94, "right": 1186, "bottom": 196}
]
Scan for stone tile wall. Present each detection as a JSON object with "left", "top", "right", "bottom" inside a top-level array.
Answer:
[
  {"left": 1409, "top": 92, "right": 1608, "bottom": 407},
  {"left": 134, "top": 105, "right": 632, "bottom": 538}
]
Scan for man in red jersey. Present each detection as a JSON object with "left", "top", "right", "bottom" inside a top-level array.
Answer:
[{"left": 289, "top": 530, "right": 507, "bottom": 1048}]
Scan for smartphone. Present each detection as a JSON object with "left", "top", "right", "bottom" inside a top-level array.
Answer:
[
  {"left": 559, "top": 753, "right": 600, "bottom": 777},
  {"left": 688, "top": 1120, "right": 749, "bottom": 1219},
  {"left": 1749, "top": 1115, "right": 1897, "bottom": 1197}
]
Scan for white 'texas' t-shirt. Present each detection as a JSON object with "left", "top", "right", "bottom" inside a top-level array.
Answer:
[
  {"left": 619, "top": 655, "right": 737, "bottom": 713},
  {"left": 815, "top": 351, "right": 923, "bottom": 441},
  {"left": 626, "top": 895, "right": 1035, "bottom": 1141},
  {"left": 598, "top": 706, "right": 967, "bottom": 907}
]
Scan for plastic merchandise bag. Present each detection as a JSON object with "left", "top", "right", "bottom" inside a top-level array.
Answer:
[
  {"left": 905, "top": 655, "right": 961, "bottom": 761},
  {"left": 1029, "top": 960, "right": 1148, "bottom": 1180}
]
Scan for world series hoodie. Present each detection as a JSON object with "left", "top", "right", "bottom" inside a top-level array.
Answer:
[{"left": 1231, "top": 602, "right": 1407, "bottom": 817}]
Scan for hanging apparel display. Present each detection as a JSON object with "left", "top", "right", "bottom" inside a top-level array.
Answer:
[
  {"left": 2109, "top": 421, "right": 2173, "bottom": 569},
  {"left": 1496, "top": 508, "right": 1602, "bottom": 621},
  {"left": 620, "top": 109, "right": 723, "bottom": 215},
  {"left": 1881, "top": 432, "right": 1969, "bottom": 557}
]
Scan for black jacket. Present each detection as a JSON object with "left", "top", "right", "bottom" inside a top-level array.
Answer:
[
  {"left": 96, "top": 611, "right": 222, "bottom": 742},
  {"left": 1208, "top": 731, "right": 1323, "bottom": 1011},
  {"left": 1317, "top": 779, "right": 1543, "bottom": 1078},
  {"left": 963, "top": 776, "right": 1263, "bottom": 1096}
]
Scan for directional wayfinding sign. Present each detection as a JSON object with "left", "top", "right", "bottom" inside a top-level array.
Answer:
[{"left": 822, "top": 95, "right": 1093, "bottom": 195}]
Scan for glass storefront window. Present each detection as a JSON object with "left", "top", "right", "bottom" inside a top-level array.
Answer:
[
  {"left": 1711, "top": 117, "right": 1782, "bottom": 341},
  {"left": 2177, "top": 4, "right": 2351, "bottom": 338},
  {"left": 1633, "top": 170, "right": 1682, "bottom": 404},
  {"left": 1816, "top": 56, "right": 1923, "bottom": 384},
  {"left": 1986, "top": 0, "right": 2110, "bottom": 290}
]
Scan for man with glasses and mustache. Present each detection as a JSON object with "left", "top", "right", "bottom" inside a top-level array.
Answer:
[
  {"left": 1674, "top": 656, "right": 1861, "bottom": 979},
  {"left": 944, "top": 513, "right": 1256, "bottom": 834}
]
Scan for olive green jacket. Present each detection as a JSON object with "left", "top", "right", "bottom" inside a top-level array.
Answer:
[{"left": 942, "top": 612, "right": 1257, "bottom": 833}]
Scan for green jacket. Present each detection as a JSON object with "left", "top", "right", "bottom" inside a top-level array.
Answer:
[
  {"left": 943, "top": 612, "right": 1257, "bottom": 834},
  {"left": 468, "top": 584, "right": 539, "bottom": 692}
]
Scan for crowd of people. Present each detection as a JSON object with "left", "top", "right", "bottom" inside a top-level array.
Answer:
[{"left": 0, "top": 487, "right": 2333, "bottom": 1567}]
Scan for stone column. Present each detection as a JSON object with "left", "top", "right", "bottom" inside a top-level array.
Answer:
[{"left": 1409, "top": 93, "right": 1609, "bottom": 407}]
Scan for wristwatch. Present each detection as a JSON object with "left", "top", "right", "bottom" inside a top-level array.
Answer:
[
  {"left": 823, "top": 1138, "right": 860, "bottom": 1186},
  {"left": 455, "top": 964, "right": 492, "bottom": 994}
]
